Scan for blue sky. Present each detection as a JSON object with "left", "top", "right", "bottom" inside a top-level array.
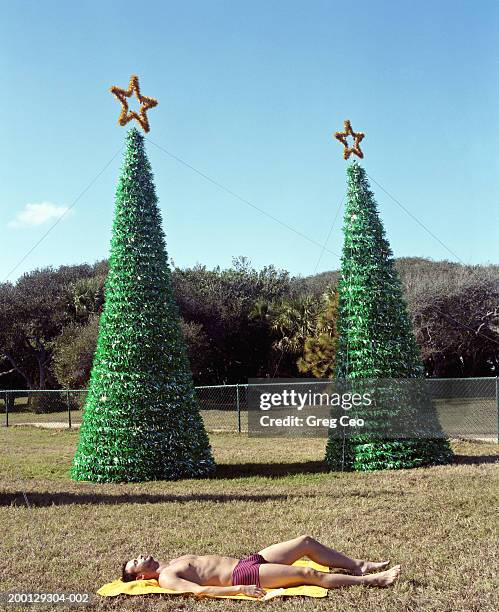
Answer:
[{"left": 1, "top": 0, "right": 498, "bottom": 284}]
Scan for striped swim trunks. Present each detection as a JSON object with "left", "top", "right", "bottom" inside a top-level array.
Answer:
[{"left": 231, "top": 553, "right": 268, "bottom": 588}]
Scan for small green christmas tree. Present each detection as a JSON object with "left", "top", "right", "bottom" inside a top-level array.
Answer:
[
  {"left": 325, "top": 160, "right": 453, "bottom": 471},
  {"left": 71, "top": 128, "right": 215, "bottom": 482}
]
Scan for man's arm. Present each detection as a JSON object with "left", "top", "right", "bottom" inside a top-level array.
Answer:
[{"left": 158, "top": 572, "right": 265, "bottom": 598}]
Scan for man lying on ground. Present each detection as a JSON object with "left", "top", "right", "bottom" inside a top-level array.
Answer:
[{"left": 122, "top": 534, "right": 400, "bottom": 598}]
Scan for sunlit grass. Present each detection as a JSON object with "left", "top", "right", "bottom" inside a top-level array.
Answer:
[{"left": 1, "top": 428, "right": 498, "bottom": 611}]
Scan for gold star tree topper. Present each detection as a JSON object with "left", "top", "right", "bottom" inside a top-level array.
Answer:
[
  {"left": 334, "top": 119, "right": 365, "bottom": 160},
  {"left": 109, "top": 75, "right": 158, "bottom": 133}
]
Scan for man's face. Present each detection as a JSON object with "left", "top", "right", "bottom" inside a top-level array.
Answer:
[{"left": 125, "top": 554, "right": 159, "bottom": 580}]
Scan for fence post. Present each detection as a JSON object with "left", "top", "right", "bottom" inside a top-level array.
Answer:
[
  {"left": 236, "top": 385, "right": 241, "bottom": 433},
  {"left": 4, "top": 391, "right": 8, "bottom": 428},
  {"left": 67, "top": 390, "right": 72, "bottom": 429},
  {"left": 496, "top": 377, "right": 499, "bottom": 445}
]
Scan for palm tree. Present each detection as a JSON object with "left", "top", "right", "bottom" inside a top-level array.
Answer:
[
  {"left": 297, "top": 288, "right": 339, "bottom": 378},
  {"left": 270, "top": 295, "right": 318, "bottom": 355}
]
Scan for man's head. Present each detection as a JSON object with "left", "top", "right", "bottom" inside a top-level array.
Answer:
[{"left": 122, "top": 554, "right": 160, "bottom": 582}]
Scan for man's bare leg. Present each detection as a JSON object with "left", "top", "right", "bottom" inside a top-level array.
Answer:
[
  {"left": 258, "top": 535, "right": 389, "bottom": 575},
  {"left": 258, "top": 563, "right": 401, "bottom": 589}
]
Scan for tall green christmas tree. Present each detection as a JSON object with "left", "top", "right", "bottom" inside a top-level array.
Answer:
[
  {"left": 325, "top": 124, "right": 453, "bottom": 470},
  {"left": 71, "top": 126, "right": 215, "bottom": 482}
]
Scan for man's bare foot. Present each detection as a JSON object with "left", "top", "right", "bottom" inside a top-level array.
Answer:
[
  {"left": 364, "top": 565, "right": 401, "bottom": 587},
  {"left": 352, "top": 559, "right": 390, "bottom": 575}
]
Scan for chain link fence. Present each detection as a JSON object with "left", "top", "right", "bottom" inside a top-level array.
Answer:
[{"left": 1, "top": 378, "right": 498, "bottom": 442}]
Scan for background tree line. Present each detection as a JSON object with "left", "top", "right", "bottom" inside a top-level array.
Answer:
[{"left": 0, "top": 256, "right": 498, "bottom": 393}]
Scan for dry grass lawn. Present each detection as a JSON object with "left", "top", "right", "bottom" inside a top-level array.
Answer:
[
  {"left": 2, "top": 408, "right": 244, "bottom": 433},
  {"left": 1, "top": 428, "right": 498, "bottom": 611}
]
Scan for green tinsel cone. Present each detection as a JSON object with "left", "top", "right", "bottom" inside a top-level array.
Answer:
[
  {"left": 325, "top": 161, "right": 453, "bottom": 471},
  {"left": 71, "top": 128, "right": 215, "bottom": 482}
]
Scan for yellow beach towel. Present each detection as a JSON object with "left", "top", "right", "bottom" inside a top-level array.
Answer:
[{"left": 97, "top": 558, "right": 328, "bottom": 601}]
